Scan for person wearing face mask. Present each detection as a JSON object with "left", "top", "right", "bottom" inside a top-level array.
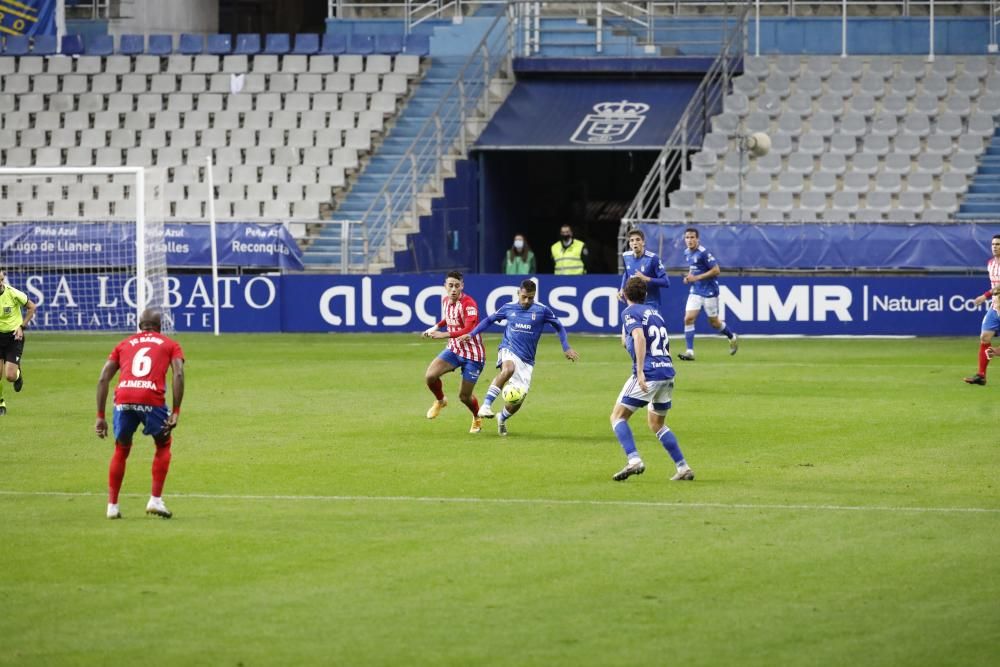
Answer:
[
  {"left": 551, "top": 224, "right": 588, "bottom": 275},
  {"left": 503, "top": 234, "right": 536, "bottom": 275}
]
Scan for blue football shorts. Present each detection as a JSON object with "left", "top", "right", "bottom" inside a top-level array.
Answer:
[
  {"left": 437, "top": 348, "right": 484, "bottom": 383},
  {"left": 113, "top": 404, "right": 170, "bottom": 444},
  {"left": 981, "top": 308, "right": 1000, "bottom": 335}
]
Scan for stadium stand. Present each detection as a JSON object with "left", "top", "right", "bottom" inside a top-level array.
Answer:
[
  {"left": 0, "top": 34, "right": 427, "bottom": 227},
  {"left": 675, "top": 55, "right": 999, "bottom": 222}
]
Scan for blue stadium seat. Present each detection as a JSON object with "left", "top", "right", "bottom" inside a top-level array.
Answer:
[
  {"left": 85, "top": 34, "right": 114, "bottom": 56},
  {"left": 264, "top": 33, "right": 291, "bottom": 54},
  {"left": 148, "top": 34, "right": 173, "bottom": 55},
  {"left": 234, "top": 33, "right": 261, "bottom": 55},
  {"left": 55, "top": 35, "right": 80, "bottom": 56},
  {"left": 119, "top": 34, "right": 145, "bottom": 55},
  {"left": 3, "top": 35, "right": 30, "bottom": 56},
  {"left": 178, "top": 33, "right": 204, "bottom": 55},
  {"left": 348, "top": 34, "right": 374, "bottom": 55},
  {"left": 374, "top": 34, "right": 403, "bottom": 55},
  {"left": 404, "top": 34, "right": 430, "bottom": 56},
  {"left": 293, "top": 33, "right": 319, "bottom": 54},
  {"left": 206, "top": 33, "right": 232, "bottom": 55},
  {"left": 320, "top": 33, "right": 346, "bottom": 55}
]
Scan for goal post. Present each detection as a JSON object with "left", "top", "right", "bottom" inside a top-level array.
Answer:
[{"left": 0, "top": 166, "right": 172, "bottom": 332}]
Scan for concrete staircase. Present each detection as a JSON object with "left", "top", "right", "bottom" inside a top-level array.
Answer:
[
  {"left": 303, "top": 17, "right": 511, "bottom": 272},
  {"left": 957, "top": 128, "right": 1000, "bottom": 220}
]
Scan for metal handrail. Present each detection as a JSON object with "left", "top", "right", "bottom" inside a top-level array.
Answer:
[
  {"left": 327, "top": 0, "right": 991, "bottom": 27},
  {"left": 620, "top": 3, "right": 749, "bottom": 236}
]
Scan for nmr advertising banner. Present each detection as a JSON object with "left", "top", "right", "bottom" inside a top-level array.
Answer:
[{"left": 10, "top": 273, "right": 990, "bottom": 335}]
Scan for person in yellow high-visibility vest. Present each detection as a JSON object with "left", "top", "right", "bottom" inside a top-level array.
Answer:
[{"left": 550, "top": 225, "right": 588, "bottom": 275}]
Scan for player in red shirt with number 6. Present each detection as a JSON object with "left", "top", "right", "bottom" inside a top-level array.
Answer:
[{"left": 95, "top": 309, "right": 185, "bottom": 519}]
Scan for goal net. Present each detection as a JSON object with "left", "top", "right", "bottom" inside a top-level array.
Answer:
[{"left": 0, "top": 167, "right": 172, "bottom": 332}]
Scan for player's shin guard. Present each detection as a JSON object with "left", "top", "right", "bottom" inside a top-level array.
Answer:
[
  {"left": 656, "top": 427, "right": 686, "bottom": 467},
  {"left": 427, "top": 377, "right": 445, "bottom": 401},
  {"left": 684, "top": 325, "right": 695, "bottom": 351},
  {"left": 108, "top": 442, "right": 132, "bottom": 503},
  {"left": 613, "top": 419, "right": 639, "bottom": 459},
  {"left": 151, "top": 438, "right": 172, "bottom": 497},
  {"left": 979, "top": 343, "right": 991, "bottom": 376}
]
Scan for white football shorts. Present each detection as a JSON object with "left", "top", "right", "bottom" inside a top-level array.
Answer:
[
  {"left": 616, "top": 376, "right": 675, "bottom": 415},
  {"left": 685, "top": 293, "right": 720, "bottom": 318},
  {"left": 497, "top": 347, "right": 534, "bottom": 393}
]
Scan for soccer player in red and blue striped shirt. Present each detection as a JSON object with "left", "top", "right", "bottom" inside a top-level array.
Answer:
[
  {"left": 422, "top": 271, "right": 486, "bottom": 433},
  {"left": 964, "top": 234, "right": 1000, "bottom": 385}
]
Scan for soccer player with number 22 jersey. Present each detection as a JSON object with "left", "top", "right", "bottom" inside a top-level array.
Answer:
[{"left": 610, "top": 277, "right": 694, "bottom": 483}]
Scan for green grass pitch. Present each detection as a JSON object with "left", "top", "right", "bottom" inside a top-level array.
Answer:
[{"left": 1, "top": 333, "right": 998, "bottom": 666}]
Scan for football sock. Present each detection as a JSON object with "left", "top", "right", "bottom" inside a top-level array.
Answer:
[
  {"left": 612, "top": 419, "right": 639, "bottom": 459},
  {"left": 467, "top": 395, "right": 480, "bottom": 416},
  {"left": 656, "top": 426, "right": 687, "bottom": 467},
  {"left": 499, "top": 407, "right": 512, "bottom": 422},
  {"left": 484, "top": 384, "right": 501, "bottom": 408},
  {"left": 428, "top": 377, "right": 445, "bottom": 401},
  {"left": 108, "top": 442, "right": 131, "bottom": 504},
  {"left": 151, "top": 438, "right": 172, "bottom": 497},
  {"left": 719, "top": 323, "right": 734, "bottom": 339},
  {"left": 978, "top": 342, "right": 991, "bottom": 376},
  {"left": 684, "top": 325, "right": 695, "bottom": 351}
]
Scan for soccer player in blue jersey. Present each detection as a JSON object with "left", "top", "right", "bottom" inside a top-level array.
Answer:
[
  {"left": 678, "top": 227, "right": 737, "bottom": 360},
  {"left": 459, "top": 279, "right": 579, "bottom": 436},
  {"left": 611, "top": 277, "right": 694, "bottom": 482},
  {"left": 618, "top": 228, "right": 670, "bottom": 309}
]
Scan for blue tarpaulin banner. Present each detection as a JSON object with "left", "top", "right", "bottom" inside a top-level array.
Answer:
[
  {"left": 0, "top": 222, "right": 304, "bottom": 270},
  {"left": 475, "top": 79, "right": 700, "bottom": 150},
  {"left": 0, "top": 0, "right": 57, "bottom": 36},
  {"left": 638, "top": 222, "right": 1000, "bottom": 270},
  {"left": 5, "top": 273, "right": 992, "bottom": 336}
]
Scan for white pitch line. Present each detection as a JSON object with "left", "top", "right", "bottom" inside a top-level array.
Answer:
[{"left": 0, "top": 490, "right": 998, "bottom": 515}]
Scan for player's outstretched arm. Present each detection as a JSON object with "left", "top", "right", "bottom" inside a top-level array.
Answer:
[
  {"left": 460, "top": 310, "right": 499, "bottom": 342},
  {"left": 95, "top": 360, "right": 119, "bottom": 439}
]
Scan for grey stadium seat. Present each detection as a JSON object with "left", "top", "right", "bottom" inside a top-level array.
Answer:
[
  {"left": 883, "top": 154, "right": 911, "bottom": 176},
  {"left": 906, "top": 172, "right": 934, "bottom": 194},
  {"left": 863, "top": 135, "right": 891, "bottom": 157},
  {"left": 819, "top": 152, "right": 847, "bottom": 176},
  {"left": 829, "top": 134, "right": 857, "bottom": 157},
  {"left": 897, "top": 191, "right": 926, "bottom": 214},
  {"left": 842, "top": 172, "right": 870, "bottom": 193},
  {"left": 851, "top": 153, "right": 879, "bottom": 176}
]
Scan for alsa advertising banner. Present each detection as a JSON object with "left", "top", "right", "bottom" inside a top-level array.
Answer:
[{"left": 9, "top": 274, "right": 993, "bottom": 336}]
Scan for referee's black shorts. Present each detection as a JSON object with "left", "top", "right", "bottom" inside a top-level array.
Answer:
[{"left": 0, "top": 330, "right": 24, "bottom": 365}]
